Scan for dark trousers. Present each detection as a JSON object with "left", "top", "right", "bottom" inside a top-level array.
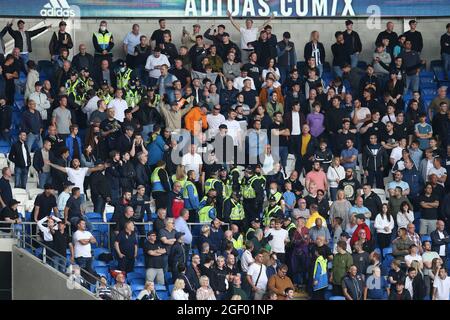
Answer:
[
  {"left": 118, "top": 255, "right": 136, "bottom": 273},
  {"left": 332, "top": 284, "right": 343, "bottom": 296},
  {"left": 243, "top": 199, "right": 259, "bottom": 222},
  {"left": 153, "top": 191, "right": 168, "bottom": 210},
  {"left": 75, "top": 257, "right": 96, "bottom": 282},
  {"left": 312, "top": 288, "right": 326, "bottom": 300},
  {"left": 126, "top": 54, "right": 136, "bottom": 69},
  {"left": 366, "top": 169, "right": 385, "bottom": 188},
  {"left": 92, "top": 192, "right": 106, "bottom": 216},
  {"left": 377, "top": 232, "right": 392, "bottom": 250},
  {"left": 289, "top": 135, "right": 301, "bottom": 156}
]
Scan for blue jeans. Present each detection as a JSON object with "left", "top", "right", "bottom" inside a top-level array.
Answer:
[
  {"left": 316, "top": 64, "right": 324, "bottom": 77},
  {"left": 329, "top": 187, "right": 338, "bottom": 201},
  {"left": 278, "top": 65, "right": 294, "bottom": 85},
  {"left": 75, "top": 256, "right": 94, "bottom": 277},
  {"left": 52, "top": 255, "right": 67, "bottom": 273},
  {"left": 38, "top": 172, "right": 51, "bottom": 189},
  {"left": 14, "top": 166, "right": 28, "bottom": 189},
  {"left": 274, "top": 146, "right": 289, "bottom": 170},
  {"left": 442, "top": 53, "right": 450, "bottom": 75},
  {"left": 406, "top": 74, "right": 419, "bottom": 92},
  {"left": 350, "top": 53, "right": 359, "bottom": 68},
  {"left": 20, "top": 53, "right": 29, "bottom": 65},
  {"left": 26, "top": 133, "right": 42, "bottom": 153},
  {"left": 333, "top": 66, "right": 343, "bottom": 78}
]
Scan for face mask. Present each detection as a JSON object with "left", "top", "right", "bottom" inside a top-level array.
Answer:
[
  {"left": 130, "top": 85, "right": 135, "bottom": 89},
  {"left": 100, "top": 26, "right": 107, "bottom": 31},
  {"left": 120, "top": 67, "right": 126, "bottom": 72}
]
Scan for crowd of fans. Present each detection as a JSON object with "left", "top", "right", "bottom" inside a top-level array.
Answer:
[{"left": 0, "top": 16, "right": 449, "bottom": 300}]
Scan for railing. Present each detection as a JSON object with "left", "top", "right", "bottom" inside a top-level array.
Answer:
[{"left": 0, "top": 222, "right": 128, "bottom": 300}]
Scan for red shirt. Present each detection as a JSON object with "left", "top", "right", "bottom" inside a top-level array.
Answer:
[{"left": 350, "top": 223, "right": 371, "bottom": 246}]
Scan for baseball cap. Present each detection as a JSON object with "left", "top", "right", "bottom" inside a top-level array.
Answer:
[
  {"left": 70, "top": 71, "right": 78, "bottom": 77},
  {"left": 251, "top": 218, "right": 261, "bottom": 224},
  {"left": 80, "top": 67, "right": 90, "bottom": 73}
]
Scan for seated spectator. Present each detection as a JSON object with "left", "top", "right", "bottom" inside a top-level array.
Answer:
[
  {"left": 171, "top": 279, "right": 189, "bottom": 300},
  {"left": 111, "top": 273, "right": 132, "bottom": 300},
  {"left": 137, "top": 281, "right": 160, "bottom": 301},
  {"left": 196, "top": 275, "right": 216, "bottom": 300}
]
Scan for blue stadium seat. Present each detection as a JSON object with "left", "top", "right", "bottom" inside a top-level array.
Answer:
[
  {"left": 382, "top": 247, "right": 392, "bottom": 256},
  {"left": 357, "top": 61, "right": 367, "bottom": 70},
  {"left": 131, "top": 283, "right": 145, "bottom": 292},
  {"left": 129, "top": 278, "right": 145, "bottom": 286},
  {"left": 105, "top": 212, "right": 113, "bottom": 222},
  {"left": 421, "top": 235, "right": 431, "bottom": 243},
  {"left": 94, "top": 266, "right": 109, "bottom": 276},
  {"left": 92, "top": 260, "right": 107, "bottom": 268},
  {"left": 155, "top": 284, "right": 167, "bottom": 291},
  {"left": 134, "top": 266, "right": 146, "bottom": 276},
  {"left": 93, "top": 247, "right": 110, "bottom": 258},
  {"left": 126, "top": 272, "right": 145, "bottom": 283},
  {"left": 157, "top": 290, "right": 170, "bottom": 300},
  {"left": 328, "top": 295, "right": 345, "bottom": 300}
]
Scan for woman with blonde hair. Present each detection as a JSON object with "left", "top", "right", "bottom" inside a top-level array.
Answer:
[
  {"left": 137, "top": 281, "right": 160, "bottom": 300},
  {"left": 171, "top": 278, "right": 189, "bottom": 300},
  {"left": 172, "top": 164, "right": 187, "bottom": 191},
  {"left": 196, "top": 276, "right": 216, "bottom": 300},
  {"left": 304, "top": 30, "right": 325, "bottom": 76}
]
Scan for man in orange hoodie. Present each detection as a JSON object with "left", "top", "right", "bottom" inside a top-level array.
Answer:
[{"left": 185, "top": 104, "right": 208, "bottom": 136}]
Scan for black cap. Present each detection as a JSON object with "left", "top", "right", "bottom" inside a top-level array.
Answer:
[
  {"left": 283, "top": 31, "right": 291, "bottom": 39},
  {"left": 245, "top": 166, "right": 254, "bottom": 172},
  {"left": 218, "top": 124, "right": 228, "bottom": 130},
  {"left": 251, "top": 218, "right": 261, "bottom": 224},
  {"left": 80, "top": 67, "right": 89, "bottom": 73},
  {"left": 44, "top": 183, "right": 54, "bottom": 190},
  {"left": 222, "top": 32, "right": 230, "bottom": 37},
  {"left": 118, "top": 60, "right": 126, "bottom": 67},
  {"left": 219, "top": 166, "right": 227, "bottom": 171},
  {"left": 70, "top": 71, "right": 78, "bottom": 77},
  {"left": 63, "top": 181, "right": 75, "bottom": 188},
  {"left": 9, "top": 199, "right": 20, "bottom": 206},
  {"left": 345, "top": 19, "right": 353, "bottom": 26}
]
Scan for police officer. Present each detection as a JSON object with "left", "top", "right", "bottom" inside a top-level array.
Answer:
[
  {"left": 245, "top": 218, "right": 261, "bottom": 241},
  {"left": 229, "top": 165, "right": 241, "bottom": 193},
  {"left": 218, "top": 167, "right": 232, "bottom": 199},
  {"left": 97, "top": 80, "right": 114, "bottom": 105},
  {"left": 204, "top": 170, "right": 224, "bottom": 218},
  {"left": 263, "top": 195, "right": 283, "bottom": 227},
  {"left": 198, "top": 197, "right": 217, "bottom": 224},
  {"left": 93, "top": 20, "right": 114, "bottom": 67},
  {"left": 65, "top": 70, "right": 79, "bottom": 97},
  {"left": 222, "top": 191, "right": 245, "bottom": 231},
  {"left": 182, "top": 170, "right": 199, "bottom": 222},
  {"left": 125, "top": 78, "right": 144, "bottom": 109},
  {"left": 241, "top": 166, "right": 264, "bottom": 223},
  {"left": 116, "top": 60, "right": 133, "bottom": 90},
  {"left": 78, "top": 67, "right": 94, "bottom": 91},
  {"left": 283, "top": 216, "right": 297, "bottom": 240}
]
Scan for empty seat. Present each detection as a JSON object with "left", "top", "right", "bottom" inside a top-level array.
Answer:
[
  {"left": 382, "top": 247, "right": 393, "bottom": 256},
  {"left": 28, "top": 188, "right": 43, "bottom": 200},
  {"left": 328, "top": 295, "right": 346, "bottom": 300},
  {"left": 157, "top": 290, "right": 170, "bottom": 300}
]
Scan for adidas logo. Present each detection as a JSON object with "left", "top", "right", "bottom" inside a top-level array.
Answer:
[{"left": 40, "top": 0, "right": 76, "bottom": 17}]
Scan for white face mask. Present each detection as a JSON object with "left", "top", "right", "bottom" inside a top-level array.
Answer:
[
  {"left": 120, "top": 67, "right": 126, "bottom": 72},
  {"left": 100, "top": 26, "right": 107, "bottom": 32}
]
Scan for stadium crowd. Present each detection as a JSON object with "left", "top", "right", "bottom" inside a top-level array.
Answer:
[{"left": 0, "top": 16, "right": 450, "bottom": 301}]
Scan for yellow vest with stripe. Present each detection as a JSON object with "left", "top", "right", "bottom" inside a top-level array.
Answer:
[
  {"left": 94, "top": 32, "right": 112, "bottom": 51},
  {"left": 79, "top": 77, "right": 93, "bottom": 91},
  {"left": 125, "top": 89, "right": 142, "bottom": 108},
  {"left": 221, "top": 179, "right": 233, "bottom": 198},
  {"left": 97, "top": 90, "right": 113, "bottom": 105},
  {"left": 182, "top": 180, "right": 198, "bottom": 199},
  {"left": 286, "top": 223, "right": 296, "bottom": 233},
  {"left": 151, "top": 167, "right": 168, "bottom": 192},
  {"left": 231, "top": 234, "right": 244, "bottom": 250},
  {"left": 65, "top": 79, "right": 79, "bottom": 96},
  {"left": 241, "top": 175, "right": 259, "bottom": 199},
  {"left": 117, "top": 69, "right": 132, "bottom": 89},
  {"left": 204, "top": 178, "right": 219, "bottom": 194},
  {"left": 228, "top": 198, "right": 245, "bottom": 221},
  {"left": 263, "top": 205, "right": 281, "bottom": 226},
  {"left": 272, "top": 191, "right": 283, "bottom": 204},
  {"left": 198, "top": 205, "right": 214, "bottom": 223},
  {"left": 245, "top": 227, "right": 255, "bottom": 240}
]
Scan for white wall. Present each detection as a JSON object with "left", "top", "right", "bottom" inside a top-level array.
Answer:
[{"left": 1, "top": 17, "right": 448, "bottom": 66}]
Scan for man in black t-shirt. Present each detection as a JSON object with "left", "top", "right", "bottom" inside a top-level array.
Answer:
[
  {"left": 51, "top": 220, "right": 73, "bottom": 273},
  {"left": 64, "top": 187, "right": 83, "bottom": 227},
  {"left": 360, "top": 110, "right": 386, "bottom": 146},
  {"left": 243, "top": 52, "right": 262, "bottom": 90},
  {"left": 143, "top": 231, "right": 167, "bottom": 285},
  {"left": 338, "top": 168, "right": 362, "bottom": 205},
  {"left": 418, "top": 183, "right": 440, "bottom": 236},
  {"left": 169, "top": 58, "right": 191, "bottom": 89},
  {"left": 150, "top": 19, "right": 170, "bottom": 49},
  {"left": 269, "top": 112, "right": 290, "bottom": 172},
  {"left": 33, "top": 184, "right": 59, "bottom": 222}
]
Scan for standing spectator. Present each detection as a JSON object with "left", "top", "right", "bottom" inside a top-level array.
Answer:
[
  {"left": 6, "top": 20, "right": 51, "bottom": 63},
  {"left": 32, "top": 139, "right": 52, "bottom": 189},
  {"left": 342, "top": 265, "right": 366, "bottom": 300},
  {"left": 150, "top": 19, "right": 170, "bottom": 49},
  {"left": 21, "top": 99, "right": 43, "bottom": 152},
  {"left": 196, "top": 275, "right": 216, "bottom": 300},
  {"left": 267, "top": 264, "right": 294, "bottom": 300},
  {"left": 143, "top": 231, "right": 166, "bottom": 285},
  {"left": 0, "top": 167, "right": 13, "bottom": 209},
  {"left": 72, "top": 44, "right": 94, "bottom": 73},
  {"left": 276, "top": 32, "right": 296, "bottom": 83},
  {"left": 362, "top": 134, "right": 388, "bottom": 188},
  {"left": 51, "top": 220, "right": 74, "bottom": 273},
  {"left": 441, "top": 23, "right": 450, "bottom": 78},
  {"left": 389, "top": 281, "right": 411, "bottom": 300},
  {"left": 304, "top": 31, "right": 326, "bottom": 76},
  {"left": 432, "top": 268, "right": 450, "bottom": 300},
  {"left": 374, "top": 203, "right": 395, "bottom": 250},
  {"left": 331, "top": 31, "right": 351, "bottom": 77},
  {"left": 331, "top": 241, "right": 353, "bottom": 295},
  {"left": 400, "top": 40, "right": 422, "bottom": 93},
  {"left": 72, "top": 219, "right": 96, "bottom": 279},
  {"left": 246, "top": 251, "right": 268, "bottom": 300},
  {"left": 123, "top": 24, "right": 141, "bottom": 69},
  {"left": 8, "top": 131, "right": 30, "bottom": 189},
  {"left": 49, "top": 21, "right": 73, "bottom": 61},
  {"left": 51, "top": 96, "right": 72, "bottom": 140},
  {"left": 364, "top": 266, "right": 390, "bottom": 300},
  {"left": 92, "top": 21, "right": 114, "bottom": 67},
  {"left": 419, "top": 183, "right": 440, "bottom": 235},
  {"left": 114, "top": 220, "right": 138, "bottom": 273},
  {"left": 403, "top": 20, "right": 423, "bottom": 53},
  {"left": 375, "top": 21, "right": 398, "bottom": 54},
  {"left": 343, "top": 20, "right": 362, "bottom": 68},
  {"left": 430, "top": 220, "right": 450, "bottom": 263},
  {"left": 28, "top": 82, "right": 51, "bottom": 127}
]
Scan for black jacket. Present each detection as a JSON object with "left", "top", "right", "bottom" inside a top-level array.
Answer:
[
  {"left": 375, "top": 30, "right": 399, "bottom": 50},
  {"left": 411, "top": 273, "right": 426, "bottom": 300},
  {"left": 185, "top": 265, "right": 200, "bottom": 293},
  {"left": 298, "top": 134, "right": 318, "bottom": 160},
  {"left": 248, "top": 39, "right": 277, "bottom": 67},
  {"left": 105, "top": 160, "right": 121, "bottom": 191},
  {"left": 119, "top": 161, "right": 136, "bottom": 191},
  {"left": 362, "top": 144, "right": 388, "bottom": 171},
  {"left": 90, "top": 171, "right": 111, "bottom": 200},
  {"left": 343, "top": 30, "right": 362, "bottom": 54},
  {"left": 304, "top": 41, "right": 326, "bottom": 64},
  {"left": 130, "top": 194, "right": 151, "bottom": 222},
  {"left": 211, "top": 266, "right": 228, "bottom": 293},
  {"left": 134, "top": 162, "right": 151, "bottom": 190},
  {"left": 7, "top": 26, "right": 49, "bottom": 53},
  {"left": 0, "top": 103, "right": 12, "bottom": 131},
  {"left": 32, "top": 148, "right": 53, "bottom": 173},
  {"left": 331, "top": 42, "right": 351, "bottom": 67},
  {"left": 362, "top": 192, "right": 383, "bottom": 221},
  {"left": 178, "top": 272, "right": 197, "bottom": 300},
  {"left": 93, "top": 68, "right": 117, "bottom": 89},
  {"left": 51, "top": 156, "right": 68, "bottom": 192},
  {"left": 49, "top": 31, "right": 73, "bottom": 56},
  {"left": 8, "top": 141, "right": 31, "bottom": 168},
  {"left": 169, "top": 242, "right": 185, "bottom": 273},
  {"left": 430, "top": 229, "right": 450, "bottom": 257}
]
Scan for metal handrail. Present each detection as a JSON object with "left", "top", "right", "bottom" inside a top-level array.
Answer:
[{"left": 3, "top": 224, "right": 128, "bottom": 300}]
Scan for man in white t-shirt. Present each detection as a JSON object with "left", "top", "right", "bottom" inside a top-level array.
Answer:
[
  {"left": 240, "top": 241, "right": 255, "bottom": 273},
  {"left": 72, "top": 219, "right": 96, "bottom": 275},
  {"left": 433, "top": 268, "right": 450, "bottom": 300},
  {"left": 181, "top": 144, "right": 203, "bottom": 182},
  {"left": 428, "top": 157, "right": 447, "bottom": 186},
  {"left": 47, "top": 158, "right": 108, "bottom": 199},
  {"left": 227, "top": 10, "right": 274, "bottom": 63},
  {"left": 223, "top": 109, "right": 242, "bottom": 147},
  {"left": 246, "top": 251, "right": 268, "bottom": 300},
  {"left": 206, "top": 105, "right": 226, "bottom": 137},
  {"left": 145, "top": 48, "right": 171, "bottom": 87},
  {"left": 107, "top": 88, "right": 128, "bottom": 122},
  {"left": 264, "top": 218, "right": 289, "bottom": 263}
]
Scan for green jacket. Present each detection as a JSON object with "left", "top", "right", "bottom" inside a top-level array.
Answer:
[{"left": 332, "top": 252, "right": 353, "bottom": 285}]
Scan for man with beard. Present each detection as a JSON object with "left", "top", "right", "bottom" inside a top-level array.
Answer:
[{"left": 338, "top": 168, "right": 362, "bottom": 205}]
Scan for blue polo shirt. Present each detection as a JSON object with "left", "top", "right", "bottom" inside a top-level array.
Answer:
[{"left": 340, "top": 147, "right": 358, "bottom": 169}]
